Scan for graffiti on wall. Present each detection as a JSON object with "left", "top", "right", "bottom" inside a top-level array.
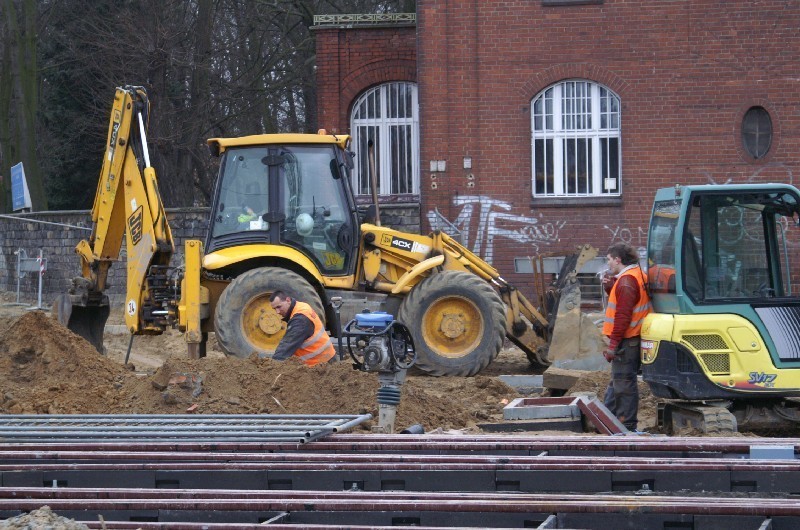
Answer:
[
  {"left": 426, "top": 195, "right": 564, "bottom": 264},
  {"left": 603, "top": 225, "right": 647, "bottom": 246},
  {"left": 701, "top": 162, "right": 794, "bottom": 186}
]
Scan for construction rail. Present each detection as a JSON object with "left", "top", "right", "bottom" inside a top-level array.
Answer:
[
  {"left": 1, "top": 434, "right": 799, "bottom": 528},
  {"left": 3, "top": 488, "right": 800, "bottom": 528},
  {"left": 1, "top": 433, "right": 791, "bottom": 458},
  {"left": 2, "top": 449, "right": 799, "bottom": 494}
]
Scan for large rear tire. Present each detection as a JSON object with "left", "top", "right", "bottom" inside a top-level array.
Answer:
[
  {"left": 397, "top": 270, "right": 505, "bottom": 376},
  {"left": 214, "top": 267, "right": 324, "bottom": 358}
]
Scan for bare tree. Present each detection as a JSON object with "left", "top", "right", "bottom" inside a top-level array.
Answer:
[
  {"left": 0, "top": 0, "right": 47, "bottom": 212},
  {"left": 30, "top": 0, "right": 415, "bottom": 209}
]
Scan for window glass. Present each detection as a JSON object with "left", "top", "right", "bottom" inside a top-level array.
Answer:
[
  {"left": 351, "top": 82, "right": 419, "bottom": 196},
  {"left": 648, "top": 200, "right": 680, "bottom": 294},
  {"left": 685, "top": 191, "right": 800, "bottom": 301},
  {"left": 742, "top": 106, "right": 772, "bottom": 160},
  {"left": 212, "top": 148, "right": 270, "bottom": 237},
  {"left": 531, "top": 80, "right": 621, "bottom": 197},
  {"left": 280, "top": 146, "right": 349, "bottom": 273}
]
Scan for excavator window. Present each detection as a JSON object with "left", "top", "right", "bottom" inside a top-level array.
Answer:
[
  {"left": 648, "top": 200, "right": 680, "bottom": 295},
  {"left": 280, "top": 146, "right": 351, "bottom": 274},
  {"left": 212, "top": 148, "right": 270, "bottom": 237},
  {"left": 682, "top": 191, "right": 800, "bottom": 303},
  {"left": 207, "top": 142, "right": 358, "bottom": 276}
]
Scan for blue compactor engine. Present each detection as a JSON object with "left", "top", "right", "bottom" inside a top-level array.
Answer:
[{"left": 339, "top": 310, "right": 416, "bottom": 433}]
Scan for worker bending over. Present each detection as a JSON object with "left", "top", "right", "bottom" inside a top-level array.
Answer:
[
  {"left": 269, "top": 291, "right": 336, "bottom": 366},
  {"left": 601, "top": 242, "right": 652, "bottom": 430}
]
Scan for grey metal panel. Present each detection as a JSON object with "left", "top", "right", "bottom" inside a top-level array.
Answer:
[{"left": 755, "top": 306, "right": 800, "bottom": 360}]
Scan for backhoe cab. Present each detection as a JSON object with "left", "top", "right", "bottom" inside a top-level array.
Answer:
[
  {"left": 642, "top": 184, "right": 800, "bottom": 431},
  {"left": 57, "top": 86, "right": 601, "bottom": 377}
]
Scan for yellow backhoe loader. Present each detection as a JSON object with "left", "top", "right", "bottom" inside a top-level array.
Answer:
[{"left": 54, "top": 86, "right": 602, "bottom": 376}]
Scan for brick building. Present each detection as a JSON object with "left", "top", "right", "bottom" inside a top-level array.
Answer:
[{"left": 315, "top": 3, "right": 800, "bottom": 290}]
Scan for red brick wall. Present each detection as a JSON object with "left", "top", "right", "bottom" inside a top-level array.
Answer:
[
  {"left": 416, "top": 0, "right": 800, "bottom": 288},
  {"left": 314, "top": 25, "right": 417, "bottom": 134},
  {"left": 315, "top": 3, "right": 800, "bottom": 295}
]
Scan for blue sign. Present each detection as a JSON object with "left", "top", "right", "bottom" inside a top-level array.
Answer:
[{"left": 11, "top": 162, "right": 31, "bottom": 211}]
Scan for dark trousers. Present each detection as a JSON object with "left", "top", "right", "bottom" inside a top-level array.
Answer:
[{"left": 603, "top": 336, "right": 641, "bottom": 430}]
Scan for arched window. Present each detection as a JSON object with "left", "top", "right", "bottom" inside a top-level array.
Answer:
[
  {"left": 532, "top": 80, "right": 621, "bottom": 197},
  {"left": 350, "top": 82, "right": 419, "bottom": 196}
]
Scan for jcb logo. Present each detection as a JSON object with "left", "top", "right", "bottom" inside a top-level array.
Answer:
[{"left": 128, "top": 206, "right": 143, "bottom": 246}]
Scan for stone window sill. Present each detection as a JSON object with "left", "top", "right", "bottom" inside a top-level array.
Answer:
[{"left": 530, "top": 196, "right": 622, "bottom": 208}]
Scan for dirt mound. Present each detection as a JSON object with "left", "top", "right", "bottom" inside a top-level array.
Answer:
[
  {"left": 119, "top": 354, "right": 516, "bottom": 431},
  {"left": 0, "top": 311, "right": 130, "bottom": 414},
  {"left": 0, "top": 506, "right": 89, "bottom": 529},
  {"left": 0, "top": 312, "right": 519, "bottom": 432}
]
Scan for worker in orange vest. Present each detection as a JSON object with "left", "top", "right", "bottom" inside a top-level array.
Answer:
[
  {"left": 601, "top": 242, "right": 652, "bottom": 431},
  {"left": 269, "top": 291, "right": 336, "bottom": 366}
]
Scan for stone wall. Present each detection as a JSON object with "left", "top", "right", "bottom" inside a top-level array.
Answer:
[{"left": 0, "top": 205, "right": 420, "bottom": 306}]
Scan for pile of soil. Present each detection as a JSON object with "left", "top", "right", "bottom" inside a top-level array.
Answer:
[
  {"left": 0, "top": 312, "right": 519, "bottom": 432},
  {"left": 0, "top": 506, "right": 88, "bottom": 529}
]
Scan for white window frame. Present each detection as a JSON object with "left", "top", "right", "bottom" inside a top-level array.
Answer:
[
  {"left": 350, "top": 82, "right": 420, "bottom": 196},
  {"left": 531, "top": 80, "right": 621, "bottom": 198}
]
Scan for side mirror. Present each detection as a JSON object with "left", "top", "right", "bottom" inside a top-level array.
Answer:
[{"left": 329, "top": 159, "right": 341, "bottom": 180}]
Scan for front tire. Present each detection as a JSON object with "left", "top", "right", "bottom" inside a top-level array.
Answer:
[
  {"left": 214, "top": 267, "right": 323, "bottom": 358},
  {"left": 398, "top": 270, "right": 505, "bottom": 376}
]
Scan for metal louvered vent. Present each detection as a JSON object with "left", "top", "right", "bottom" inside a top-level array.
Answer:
[
  {"left": 700, "top": 353, "right": 731, "bottom": 375},
  {"left": 682, "top": 334, "right": 728, "bottom": 351}
]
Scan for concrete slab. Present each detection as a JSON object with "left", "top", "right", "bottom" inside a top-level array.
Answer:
[{"left": 497, "top": 375, "right": 543, "bottom": 394}]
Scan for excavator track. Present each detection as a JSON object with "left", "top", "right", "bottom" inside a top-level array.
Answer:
[{"left": 658, "top": 401, "right": 738, "bottom": 434}]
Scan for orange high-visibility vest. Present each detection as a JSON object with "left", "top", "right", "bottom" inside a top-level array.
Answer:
[
  {"left": 290, "top": 301, "right": 335, "bottom": 366},
  {"left": 603, "top": 266, "right": 653, "bottom": 338}
]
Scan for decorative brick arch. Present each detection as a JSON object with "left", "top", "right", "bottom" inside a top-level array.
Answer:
[
  {"left": 341, "top": 60, "right": 417, "bottom": 126},
  {"left": 518, "top": 63, "right": 630, "bottom": 101}
]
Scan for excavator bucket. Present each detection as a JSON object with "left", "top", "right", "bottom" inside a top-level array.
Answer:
[
  {"left": 534, "top": 245, "right": 608, "bottom": 371},
  {"left": 52, "top": 290, "right": 110, "bottom": 355}
]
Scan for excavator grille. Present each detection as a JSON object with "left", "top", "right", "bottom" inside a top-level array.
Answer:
[
  {"left": 681, "top": 334, "right": 728, "bottom": 351},
  {"left": 699, "top": 353, "right": 731, "bottom": 375}
]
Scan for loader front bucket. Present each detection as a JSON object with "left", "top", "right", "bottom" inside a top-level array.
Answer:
[
  {"left": 52, "top": 293, "right": 110, "bottom": 354},
  {"left": 530, "top": 244, "right": 607, "bottom": 371},
  {"left": 545, "top": 278, "right": 607, "bottom": 371}
]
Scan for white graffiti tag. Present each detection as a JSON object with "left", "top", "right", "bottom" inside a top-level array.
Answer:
[
  {"left": 427, "top": 196, "right": 564, "bottom": 263},
  {"left": 604, "top": 225, "right": 647, "bottom": 246}
]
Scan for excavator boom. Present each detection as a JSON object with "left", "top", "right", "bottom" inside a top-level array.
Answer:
[{"left": 55, "top": 87, "right": 177, "bottom": 351}]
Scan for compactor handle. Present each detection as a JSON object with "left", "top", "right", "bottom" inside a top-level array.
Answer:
[{"left": 329, "top": 296, "right": 344, "bottom": 360}]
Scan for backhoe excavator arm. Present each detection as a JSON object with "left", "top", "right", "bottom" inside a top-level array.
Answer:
[{"left": 54, "top": 87, "right": 201, "bottom": 353}]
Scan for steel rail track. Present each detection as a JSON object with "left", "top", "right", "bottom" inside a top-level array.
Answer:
[
  {"left": 3, "top": 452, "right": 799, "bottom": 494},
  {"left": 1, "top": 487, "right": 799, "bottom": 528},
  {"left": 1, "top": 450, "right": 799, "bottom": 470},
  {"left": 0, "top": 434, "right": 795, "bottom": 459}
]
